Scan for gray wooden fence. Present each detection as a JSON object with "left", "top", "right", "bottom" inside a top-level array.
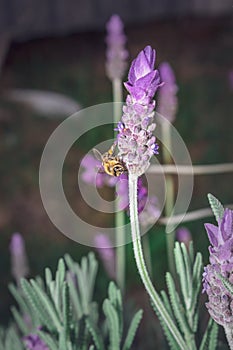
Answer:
[{"left": 0, "top": 0, "right": 232, "bottom": 41}]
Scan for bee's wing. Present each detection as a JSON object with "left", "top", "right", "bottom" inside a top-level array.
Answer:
[{"left": 92, "top": 148, "right": 103, "bottom": 162}]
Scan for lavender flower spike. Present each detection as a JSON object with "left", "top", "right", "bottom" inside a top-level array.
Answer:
[
  {"left": 106, "top": 14, "right": 128, "bottom": 81},
  {"left": 9, "top": 232, "right": 29, "bottom": 284},
  {"left": 157, "top": 62, "right": 178, "bottom": 123},
  {"left": 203, "top": 208, "right": 233, "bottom": 327},
  {"left": 117, "top": 46, "right": 162, "bottom": 176}
]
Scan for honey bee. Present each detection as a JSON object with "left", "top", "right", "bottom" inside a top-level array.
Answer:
[{"left": 93, "top": 142, "right": 127, "bottom": 177}]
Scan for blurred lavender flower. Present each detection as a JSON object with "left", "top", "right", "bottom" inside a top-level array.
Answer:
[
  {"left": 176, "top": 227, "right": 192, "bottom": 248},
  {"left": 9, "top": 233, "right": 29, "bottom": 284},
  {"left": 203, "top": 208, "right": 233, "bottom": 326},
  {"left": 106, "top": 14, "right": 128, "bottom": 81},
  {"left": 94, "top": 233, "right": 115, "bottom": 279},
  {"left": 80, "top": 154, "right": 117, "bottom": 188},
  {"left": 157, "top": 62, "right": 178, "bottom": 123},
  {"left": 116, "top": 175, "right": 160, "bottom": 226},
  {"left": 23, "top": 333, "right": 49, "bottom": 350},
  {"left": 115, "top": 174, "right": 129, "bottom": 210},
  {"left": 117, "top": 46, "right": 162, "bottom": 177},
  {"left": 138, "top": 195, "right": 160, "bottom": 228},
  {"left": 81, "top": 155, "right": 160, "bottom": 227}
]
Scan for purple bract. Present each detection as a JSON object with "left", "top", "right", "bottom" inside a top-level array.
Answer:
[
  {"left": 203, "top": 208, "right": 233, "bottom": 326},
  {"left": 117, "top": 46, "right": 162, "bottom": 176}
]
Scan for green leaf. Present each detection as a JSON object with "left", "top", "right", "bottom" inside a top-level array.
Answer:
[
  {"left": 8, "top": 283, "right": 30, "bottom": 317},
  {"left": 45, "top": 267, "right": 53, "bottom": 287},
  {"left": 166, "top": 272, "right": 191, "bottom": 337},
  {"left": 30, "top": 279, "right": 62, "bottom": 330},
  {"left": 20, "top": 278, "right": 49, "bottom": 328},
  {"left": 0, "top": 326, "right": 24, "bottom": 350},
  {"left": 62, "top": 282, "right": 71, "bottom": 338},
  {"left": 108, "top": 282, "right": 123, "bottom": 338},
  {"left": 174, "top": 243, "right": 190, "bottom": 305},
  {"left": 151, "top": 300, "right": 180, "bottom": 350},
  {"left": 199, "top": 318, "right": 218, "bottom": 350},
  {"left": 66, "top": 272, "right": 82, "bottom": 320},
  {"left": 160, "top": 291, "right": 176, "bottom": 322},
  {"left": 122, "top": 309, "right": 143, "bottom": 350},
  {"left": 11, "top": 306, "right": 29, "bottom": 335},
  {"left": 190, "top": 252, "right": 203, "bottom": 316},
  {"left": 85, "top": 317, "right": 104, "bottom": 350},
  {"left": 103, "top": 299, "right": 120, "bottom": 350},
  {"left": 37, "top": 330, "right": 58, "bottom": 350},
  {"left": 218, "top": 273, "right": 233, "bottom": 296},
  {"left": 207, "top": 194, "right": 224, "bottom": 222}
]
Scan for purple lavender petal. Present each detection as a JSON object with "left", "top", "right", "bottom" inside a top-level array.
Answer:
[
  {"left": 203, "top": 206, "right": 233, "bottom": 326},
  {"left": 117, "top": 46, "right": 162, "bottom": 176},
  {"left": 9, "top": 233, "right": 29, "bottom": 284},
  {"left": 204, "top": 223, "right": 219, "bottom": 247},
  {"left": 23, "top": 333, "right": 49, "bottom": 350},
  {"left": 176, "top": 227, "right": 192, "bottom": 247},
  {"left": 220, "top": 208, "right": 233, "bottom": 241}
]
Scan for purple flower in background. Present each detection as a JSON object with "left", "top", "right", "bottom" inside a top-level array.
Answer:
[
  {"left": 23, "top": 333, "right": 49, "bottom": 350},
  {"left": 203, "top": 208, "right": 233, "bottom": 326},
  {"left": 138, "top": 195, "right": 160, "bottom": 228},
  {"left": 81, "top": 154, "right": 117, "bottom": 188},
  {"left": 116, "top": 175, "right": 160, "bottom": 226},
  {"left": 94, "top": 233, "right": 115, "bottom": 279},
  {"left": 157, "top": 62, "right": 178, "bottom": 123},
  {"left": 9, "top": 233, "right": 29, "bottom": 285},
  {"left": 176, "top": 227, "right": 192, "bottom": 248},
  {"left": 115, "top": 174, "right": 129, "bottom": 210},
  {"left": 117, "top": 46, "right": 162, "bottom": 176},
  {"left": 106, "top": 14, "right": 128, "bottom": 81}
]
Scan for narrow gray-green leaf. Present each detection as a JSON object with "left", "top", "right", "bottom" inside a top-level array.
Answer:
[
  {"left": 199, "top": 318, "right": 218, "bottom": 350},
  {"left": 103, "top": 299, "right": 120, "bottom": 350},
  {"left": 122, "top": 309, "right": 143, "bottom": 350},
  {"left": 207, "top": 194, "right": 224, "bottom": 222}
]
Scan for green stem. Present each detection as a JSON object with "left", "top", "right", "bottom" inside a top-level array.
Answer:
[
  {"left": 128, "top": 173, "right": 187, "bottom": 350},
  {"left": 142, "top": 235, "right": 152, "bottom": 277},
  {"left": 161, "top": 120, "right": 175, "bottom": 275},
  {"left": 224, "top": 326, "right": 233, "bottom": 350},
  {"left": 112, "top": 78, "right": 125, "bottom": 293}
]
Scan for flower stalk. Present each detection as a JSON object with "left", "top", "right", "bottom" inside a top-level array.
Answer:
[
  {"left": 106, "top": 14, "right": 128, "bottom": 292},
  {"left": 128, "top": 173, "right": 187, "bottom": 350},
  {"left": 224, "top": 327, "right": 233, "bottom": 350}
]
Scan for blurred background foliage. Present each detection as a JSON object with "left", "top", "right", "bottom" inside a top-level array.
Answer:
[{"left": 0, "top": 5, "right": 232, "bottom": 348}]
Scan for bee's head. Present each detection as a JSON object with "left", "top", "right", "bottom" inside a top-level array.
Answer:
[{"left": 113, "top": 165, "right": 126, "bottom": 177}]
